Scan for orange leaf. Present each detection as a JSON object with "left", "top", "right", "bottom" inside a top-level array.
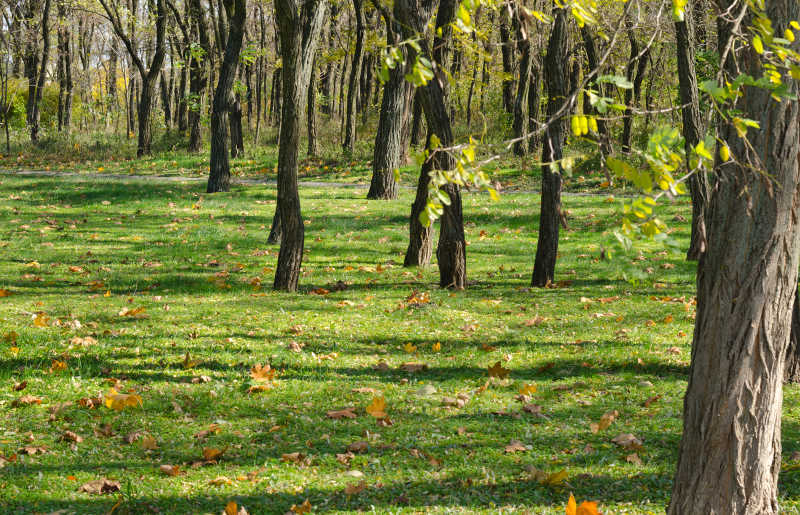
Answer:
[
  {"left": 365, "top": 396, "right": 387, "bottom": 419},
  {"left": 488, "top": 361, "right": 510, "bottom": 379}
]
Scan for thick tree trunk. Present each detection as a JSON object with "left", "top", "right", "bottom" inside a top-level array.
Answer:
[
  {"left": 230, "top": 94, "right": 244, "bottom": 157},
  {"left": 676, "top": 3, "right": 709, "bottom": 261},
  {"left": 531, "top": 7, "right": 567, "bottom": 287},
  {"left": 785, "top": 291, "right": 800, "bottom": 383},
  {"left": 137, "top": 79, "right": 157, "bottom": 155},
  {"left": 410, "top": 90, "right": 423, "bottom": 146},
  {"left": 206, "top": 0, "right": 246, "bottom": 193},
  {"left": 343, "top": 0, "right": 364, "bottom": 153},
  {"left": 272, "top": 0, "right": 326, "bottom": 291},
  {"left": 621, "top": 24, "right": 648, "bottom": 154},
  {"left": 404, "top": 135, "right": 434, "bottom": 266},
  {"left": 367, "top": 8, "right": 412, "bottom": 200},
  {"left": 580, "top": 26, "right": 612, "bottom": 157},
  {"left": 668, "top": 1, "right": 800, "bottom": 512},
  {"left": 26, "top": 0, "right": 51, "bottom": 143},
  {"left": 56, "top": 0, "right": 73, "bottom": 133}
]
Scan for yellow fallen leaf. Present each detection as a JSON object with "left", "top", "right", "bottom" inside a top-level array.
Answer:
[
  {"left": 365, "top": 396, "right": 387, "bottom": 419},
  {"left": 290, "top": 499, "right": 312, "bottom": 514},
  {"left": 518, "top": 383, "right": 537, "bottom": 396},
  {"left": 403, "top": 343, "right": 417, "bottom": 353},
  {"left": 488, "top": 361, "right": 510, "bottom": 379},
  {"left": 250, "top": 363, "right": 276, "bottom": 382},
  {"left": 432, "top": 342, "right": 441, "bottom": 352},
  {"left": 33, "top": 313, "right": 49, "bottom": 327},
  {"left": 104, "top": 389, "right": 143, "bottom": 411}
]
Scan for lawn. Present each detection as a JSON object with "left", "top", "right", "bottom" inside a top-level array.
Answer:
[{"left": 2, "top": 172, "right": 800, "bottom": 514}]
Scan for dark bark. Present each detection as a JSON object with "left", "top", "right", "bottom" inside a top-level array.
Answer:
[
  {"left": 343, "top": 0, "right": 364, "bottom": 153},
  {"left": 230, "top": 93, "right": 244, "bottom": 157},
  {"left": 367, "top": 3, "right": 412, "bottom": 200},
  {"left": 307, "top": 55, "right": 318, "bottom": 157},
  {"left": 188, "top": 0, "right": 210, "bottom": 151},
  {"left": 272, "top": 0, "right": 327, "bottom": 291},
  {"left": 24, "top": 0, "right": 52, "bottom": 143},
  {"left": 580, "top": 26, "right": 612, "bottom": 157},
  {"left": 56, "top": 0, "right": 73, "bottom": 133},
  {"left": 498, "top": 2, "right": 515, "bottom": 114},
  {"left": 99, "top": 0, "right": 167, "bottom": 156},
  {"left": 668, "top": 0, "right": 800, "bottom": 511},
  {"left": 621, "top": 23, "right": 649, "bottom": 154},
  {"left": 410, "top": 90, "right": 423, "bottom": 146},
  {"left": 676, "top": 3, "right": 709, "bottom": 261},
  {"left": 397, "top": 0, "right": 466, "bottom": 288},
  {"left": 512, "top": 10, "right": 532, "bottom": 157},
  {"left": 531, "top": 7, "right": 567, "bottom": 287},
  {"left": 527, "top": 64, "right": 540, "bottom": 154},
  {"left": 785, "top": 291, "right": 800, "bottom": 383},
  {"left": 206, "top": 0, "right": 247, "bottom": 193}
]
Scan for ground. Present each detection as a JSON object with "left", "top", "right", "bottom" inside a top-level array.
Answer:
[{"left": 2, "top": 170, "right": 800, "bottom": 514}]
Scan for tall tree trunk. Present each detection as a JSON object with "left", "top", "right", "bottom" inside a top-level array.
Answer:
[
  {"left": 527, "top": 64, "right": 540, "bottom": 154},
  {"left": 367, "top": 5, "right": 413, "bottom": 200},
  {"left": 512, "top": 10, "right": 532, "bottom": 157},
  {"left": 668, "top": 1, "right": 800, "bottom": 512},
  {"left": 785, "top": 291, "right": 800, "bottom": 383},
  {"left": 188, "top": 0, "right": 210, "bottom": 151},
  {"left": 580, "top": 26, "right": 612, "bottom": 158},
  {"left": 498, "top": 2, "right": 515, "bottom": 114},
  {"left": 230, "top": 93, "right": 244, "bottom": 157},
  {"left": 410, "top": 90, "right": 423, "bottom": 146},
  {"left": 531, "top": 7, "right": 567, "bottom": 287},
  {"left": 676, "top": 2, "right": 709, "bottom": 261},
  {"left": 343, "top": 0, "right": 364, "bottom": 153},
  {"left": 206, "top": 0, "right": 247, "bottom": 193},
  {"left": 272, "top": 0, "right": 327, "bottom": 291},
  {"left": 621, "top": 24, "right": 648, "bottom": 154},
  {"left": 26, "top": 0, "right": 52, "bottom": 143},
  {"left": 307, "top": 55, "right": 318, "bottom": 156}
]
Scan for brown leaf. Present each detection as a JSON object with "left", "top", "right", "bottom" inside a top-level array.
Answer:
[
  {"left": 12, "top": 381, "right": 27, "bottom": 392},
  {"left": 336, "top": 452, "right": 354, "bottom": 465},
  {"left": 487, "top": 361, "right": 510, "bottom": 379},
  {"left": 250, "top": 363, "right": 276, "bottom": 382},
  {"left": 326, "top": 407, "right": 357, "bottom": 419},
  {"left": 18, "top": 446, "right": 47, "bottom": 455},
  {"left": 522, "top": 403, "right": 542, "bottom": 415},
  {"left": 60, "top": 431, "right": 83, "bottom": 443},
  {"left": 77, "top": 397, "right": 103, "bottom": 409},
  {"left": 281, "top": 452, "right": 310, "bottom": 466},
  {"left": 123, "top": 431, "right": 143, "bottom": 444},
  {"left": 625, "top": 453, "right": 643, "bottom": 465},
  {"left": 643, "top": 395, "right": 662, "bottom": 407},
  {"left": 194, "top": 424, "right": 222, "bottom": 440},
  {"left": 344, "top": 480, "right": 367, "bottom": 495},
  {"left": 351, "top": 387, "right": 376, "bottom": 394},
  {"left": 224, "top": 500, "right": 249, "bottom": 515},
  {"left": 11, "top": 395, "right": 42, "bottom": 407},
  {"left": 202, "top": 447, "right": 226, "bottom": 462},
  {"left": 346, "top": 441, "right": 369, "bottom": 453},
  {"left": 160, "top": 464, "right": 182, "bottom": 476},
  {"left": 78, "top": 478, "right": 121, "bottom": 494},
  {"left": 289, "top": 499, "right": 312, "bottom": 514},
  {"left": 94, "top": 424, "right": 115, "bottom": 438},
  {"left": 611, "top": 433, "right": 643, "bottom": 451},
  {"left": 398, "top": 362, "right": 428, "bottom": 373},
  {"left": 590, "top": 410, "right": 619, "bottom": 433},
  {"left": 504, "top": 439, "right": 527, "bottom": 454}
]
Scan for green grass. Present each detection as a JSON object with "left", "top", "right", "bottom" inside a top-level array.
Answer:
[{"left": 2, "top": 173, "right": 800, "bottom": 514}]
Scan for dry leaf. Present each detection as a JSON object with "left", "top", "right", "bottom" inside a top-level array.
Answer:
[
  {"left": 625, "top": 453, "right": 643, "bottom": 465},
  {"left": 78, "top": 479, "right": 121, "bottom": 495},
  {"left": 590, "top": 410, "right": 619, "bottom": 433},
  {"left": 12, "top": 381, "right": 27, "bottom": 392},
  {"left": 346, "top": 441, "right": 369, "bottom": 453},
  {"left": 60, "top": 431, "right": 83, "bottom": 443},
  {"left": 327, "top": 407, "right": 357, "bottom": 419},
  {"left": 250, "top": 363, "right": 276, "bottom": 382},
  {"left": 611, "top": 433, "right": 643, "bottom": 451},
  {"left": 225, "top": 500, "right": 249, "bottom": 515},
  {"left": 365, "top": 396, "right": 387, "bottom": 419},
  {"left": 104, "top": 389, "right": 142, "bottom": 411},
  {"left": 11, "top": 395, "right": 42, "bottom": 407},
  {"left": 487, "top": 361, "right": 510, "bottom": 379},
  {"left": 566, "top": 494, "right": 600, "bottom": 515},
  {"left": 344, "top": 480, "right": 367, "bottom": 495},
  {"left": 518, "top": 383, "right": 537, "bottom": 396},
  {"left": 289, "top": 499, "right": 312, "bottom": 514},
  {"left": 141, "top": 435, "right": 158, "bottom": 450},
  {"left": 209, "top": 476, "right": 233, "bottom": 486},
  {"left": 398, "top": 362, "right": 428, "bottom": 372},
  {"left": 504, "top": 439, "right": 527, "bottom": 453},
  {"left": 202, "top": 447, "right": 226, "bottom": 462},
  {"left": 160, "top": 464, "right": 182, "bottom": 476},
  {"left": 182, "top": 352, "right": 201, "bottom": 369}
]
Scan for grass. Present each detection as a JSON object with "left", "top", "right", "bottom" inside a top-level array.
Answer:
[{"left": 1, "top": 170, "right": 800, "bottom": 515}]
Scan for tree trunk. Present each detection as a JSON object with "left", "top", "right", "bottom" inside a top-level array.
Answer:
[
  {"left": 499, "top": 3, "right": 515, "bottom": 114},
  {"left": 527, "top": 64, "right": 540, "bottom": 154},
  {"left": 676, "top": 3, "right": 709, "bottom": 261},
  {"left": 668, "top": 1, "right": 800, "bottom": 512},
  {"left": 531, "top": 7, "right": 567, "bottom": 287},
  {"left": 512, "top": 9, "right": 532, "bottom": 157},
  {"left": 580, "top": 26, "right": 612, "bottom": 157},
  {"left": 26, "top": 0, "right": 52, "bottom": 143},
  {"left": 206, "top": 0, "right": 246, "bottom": 193},
  {"left": 410, "top": 90, "right": 423, "bottom": 146},
  {"left": 307, "top": 55, "right": 318, "bottom": 156},
  {"left": 367, "top": 7, "right": 412, "bottom": 200},
  {"left": 230, "top": 93, "right": 244, "bottom": 157},
  {"left": 785, "top": 291, "right": 800, "bottom": 383},
  {"left": 621, "top": 23, "right": 648, "bottom": 154},
  {"left": 272, "top": 0, "right": 327, "bottom": 291},
  {"left": 188, "top": 0, "right": 210, "bottom": 151},
  {"left": 343, "top": 0, "right": 364, "bottom": 153}
]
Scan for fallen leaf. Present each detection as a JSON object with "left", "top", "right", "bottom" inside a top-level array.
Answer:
[
  {"left": 209, "top": 476, "right": 233, "bottom": 486},
  {"left": 505, "top": 439, "right": 527, "bottom": 453},
  {"left": 365, "top": 396, "right": 388, "bottom": 419},
  {"left": 289, "top": 499, "right": 312, "bottom": 514},
  {"left": 590, "top": 410, "right": 619, "bottom": 433},
  {"left": 12, "top": 381, "right": 27, "bottom": 392},
  {"left": 182, "top": 352, "right": 201, "bottom": 369},
  {"left": 225, "top": 500, "right": 249, "bottom": 515},
  {"left": 611, "top": 433, "right": 643, "bottom": 451},
  {"left": 566, "top": 494, "right": 600, "bottom": 515},
  {"left": 625, "top": 453, "right": 643, "bottom": 465},
  {"left": 202, "top": 447, "right": 226, "bottom": 462},
  {"left": 104, "top": 389, "right": 142, "bottom": 411},
  {"left": 403, "top": 343, "right": 417, "bottom": 353},
  {"left": 398, "top": 362, "right": 428, "bottom": 372},
  {"left": 518, "top": 383, "right": 537, "bottom": 396},
  {"left": 488, "top": 361, "right": 510, "bottom": 379},
  {"left": 344, "top": 480, "right": 367, "bottom": 495},
  {"left": 11, "top": 395, "right": 42, "bottom": 407},
  {"left": 141, "top": 435, "right": 158, "bottom": 450},
  {"left": 250, "top": 363, "right": 276, "bottom": 382},
  {"left": 346, "top": 441, "right": 369, "bottom": 453},
  {"left": 60, "top": 431, "right": 83, "bottom": 443},
  {"left": 160, "top": 464, "right": 182, "bottom": 476},
  {"left": 78, "top": 479, "right": 121, "bottom": 495},
  {"left": 327, "top": 407, "right": 357, "bottom": 419}
]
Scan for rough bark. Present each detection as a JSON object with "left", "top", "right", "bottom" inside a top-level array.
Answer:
[
  {"left": 206, "top": 0, "right": 247, "bottom": 193},
  {"left": 307, "top": 55, "right": 318, "bottom": 157},
  {"left": 580, "top": 25, "right": 612, "bottom": 157},
  {"left": 531, "top": 7, "right": 567, "bottom": 287},
  {"left": 621, "top": 22, "right": 648, "bottom": 154},
  {"left": 367, "top": 3, "right": 412, "bottom": 200},
  {"left": 343, "top": 0, "right": 364, "bottom": 153},
  {"left": 24, "top": 0, "right": 51, "bottom": 143},
  {"left": 676, "top": 2, "right": 709, "bottom": 261},
  {"left": 498, "top": 2, "right": 515, "bottom": 114},
  {"left": 188, "top": 0, "right": 210, "bottom": 151},
  {"left": 785, "top": 292, "right": 800, "bottom": 383},
  {"left": 99, "top": 0, "right": 167, "bottom": 156},
  {"left": 56, "top": 0, "right": 73, "bottom": 133},
  {"left": 668, "top": 0, "right": 800, "bottom": 512},
  {"left": 512, "top": 9, "right": 532, "bottom": 157},
  {"left": 272, "top": 0, "right": 327, "bottom": 291}
]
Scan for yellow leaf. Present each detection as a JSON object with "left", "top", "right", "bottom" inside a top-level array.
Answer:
[
  {"left": 403, "top": 343, "right": 417, "bottom": 353},
  {"left": 141, "top": 436, "right": 158, "bottom": 450},
  {"left": 290, "top": 499, "right": 312, "bottom": 514},
  {"left": 487, "top": 361, "right": 510, "bottom": 379},
  {"left": 541, "top": 468, "right": 568, "bottom": 486},
  {"left": 33, "top": 313, "right": 49, "bottom": 327},
  {"left": 432, "top": 342, "right": 441, "bottom": 352},
  {"left": 518, "top": 383, "right": 537, "bottom": 396},
  {"left": 202, "top": 447, "right": 226, "bottom": 462},
  {"left": 366, "top": 396, "right": 388, "bottom": 419},
  {"left": 104, "top": 389, "right": 143, "bottom": 411},
  {"left": 118, "top": 306, "right": 146, "bottom": 317},
  {"left": 566, "top": 494, "right": 577, "bottom": 515},
  {"left": 182, "top": 352, "right": 201, "bottom": 369},
  {"left": 250, "top": 363, "right": 276, "bottom": 382}
]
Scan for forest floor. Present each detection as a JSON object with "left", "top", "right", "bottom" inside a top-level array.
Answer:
[{"left": 3, "top": 172, "right": 800, "bottom": 514}]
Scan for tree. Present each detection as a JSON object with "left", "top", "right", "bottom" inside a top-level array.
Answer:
[
  {"left": 531, "top": 6, "right": 567, "bottom": 287},
  {"left": 56, "top": 0, "right": 73, "bottom": 133},
  {"left": 99, "top": 0, "right": 168, "bottom": 156},
  {"left": 366, "top": 0, "right": 413, "bottom": 200},
  {"left": 206, "top": 0, "right": 247, "bottom": 193},
  {"left": 675, "top": 1, "right": 708, "bottom": 261},
  {"left": 21, "top": 0, "right": 51, "bottom": 143},
  {"left": 271, "top": 0, "right": 327, "bottom": 291},
  {"left": 511, "top": 5, "right": 532, "bottom": 157},
  {"left": 668, "top": 0, "right": 800, "bottom": 511},
  {"left": 342, "top": 0, "right": 364, "bottom": 154}
]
